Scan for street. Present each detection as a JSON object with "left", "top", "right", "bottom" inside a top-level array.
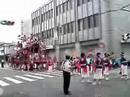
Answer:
[{"left": 0, "top": 67, "right": 130, "bottom": 97}]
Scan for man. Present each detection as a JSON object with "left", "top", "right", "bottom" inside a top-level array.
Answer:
[
  {"left": 1, "top": 59, "right": 4, "bottom": 68},
  {"left": 62, "top": 55, "right": 72, "bottom": 95}
]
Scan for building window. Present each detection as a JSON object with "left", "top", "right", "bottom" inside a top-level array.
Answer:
[
  {"left": 88, "top": 15, "right": 94, "bottom": 28},
  {"left": 88, "top": 0, "right": 92, "bottom": 2},
  {"left": 56, "top": 6, "right": 58, "bottom": 16},
  {"left": 43, "top": 31, "right": 47, "bottom": 39},
  {"left": 51, "top": 29, "right": 54, "bottom": 38},
  {"left": 88, "top": 16, "right": 91, "bottom": 28},
  {"left": 78, "top": 19, "right": 82, "bottom": 31},
  {"left": 59, "top": 27, "right": 62, "bottom": 35},
  {"left": 49, "top": 30, "right": 51, "bottom": 38},
  {"left": 43, "top": 14, "right": 45, "bottom": 21},
  {"left": 45, "top": 13, "right": 47, "bottom": 20},
  {"left": 67, "top": 23, "right": 69, "bottom": 33},
  {"left": 47, "top": 30, "right": 49, "bottom": 38},
  {"left": 63, "top": 3, "right": 66, "bottom": 13},
  {"left": 59, "top": 5, "right": 61, "bottom": 14},
  {"left": 42, "top": 31, "right": 44, "bottom": 38},
  {"left": 77, "top": 0, "right": 81, "bottom": 6},
  {"left": 83, "top": 18, "right": 88, "bottom": 30},
  {"left": 69, "top": 0, "right": 73, "bottom": 9},
  {"left": 47, "top": 11, "right": 49, "bottom": 19},
  {"left": 71, "top": 22, "right": 74, "bottom": 33},
  {"left": 66, "top": 2, "right": 69, "bottom": 11},
  {"left": 32, "top": 19, "right": 34, "bottom": 27},
  {"left": 94, "top": 14, "right": 99, "bottom": 27},
  {"left": 49, "top": 10, "right": 51, "bottom": 19},
  {"left": 82, "top": 0, "right": 87, "bottom": 4},
  {"left": 41, "top": 14, "right": 43, "bottom": 22},
  {"left": 63, "top": 25, "right": 66, "bottom": 34},
  {"left": 63, "top": 24, "right": 67, "bottom": 34},
  {"left": 36, "top": 17, "right": 38, "bottom": 25},
  {"left": 51, "top": 9, "right": 53, "bottom": 18}
]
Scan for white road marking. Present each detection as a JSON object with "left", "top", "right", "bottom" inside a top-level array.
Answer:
[
  {"left": 15, "top": 76, "right": 36, "bottom": 82},
  {"left": 24, "top": 74, "right": 44, "bottom": 79},
  {"left": 4, "top": 77, "right": 23, "bottom": 84},
  {"left": 40, "top": 72, "right": 63, "bottom": 77},
  {"left": 30, "top": 73, "right": 54, "bottom": 78},
  {"left": 0, "top": 80, "right": 10, "bottom": 87}
]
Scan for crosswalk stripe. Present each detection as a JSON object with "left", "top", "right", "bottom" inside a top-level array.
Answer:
[
  {"left": 51, "top": 72, "right": 63, "bottom": 75},
  {"left": 30, "top": 73, "right": 54, "bottom": 78},
  {"left": 40, "top": 72, "right": 63, "bottom": 77},
  {"left": 4, "top": 77, "right": 23, "bottom": 84},
  {"left": 24, "top": 74, "right": 44, "bottom": 79},
  {"left": 15, "top": 76, "right": 36, "bottom": 82},
  {"left": 0, "top": 80, "right": 10, "bottom": 86},
  {"left": 53, "top": 71, "right": 63, "bottom": 74}
]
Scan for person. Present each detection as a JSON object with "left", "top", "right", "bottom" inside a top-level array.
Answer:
[
  {"left": 62, "top": 55, "right": 72, "bottom": 95},
  {"left": 86, "top": 54, "right": 94, "bottom": 83},
  {"left": 1, "top": 59, "right": 4, "bottom": 68},
  {"left": 92, "top": 52, "right": 103, "bottom": 85},
  {"left": 103, "top": 53, "right": 111, "bottom": 80},
  {"left": 120, "top": 52, "right": 129, "bottom": 79},
  {"left": 80, "top": 53, "right": 87, "bottom": 82}
]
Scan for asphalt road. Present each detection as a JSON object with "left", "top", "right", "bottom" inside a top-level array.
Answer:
[{"left": 0, "top": 67, "right": 130, "bottom": 97}]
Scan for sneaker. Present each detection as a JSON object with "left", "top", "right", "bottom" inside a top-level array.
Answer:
[
  {"left": 87, "top": 79, "right": 92, "bottom": 83},
  {"left": 121, "top": 76, "right": 124, "bottom": 79},
  {"left": 92, "top": 82, "right": 97, "bottom": 85},
  {"left": 64, "top": 91, "right": 72, "bottom": 95},
  {"left": 125, "top": 76, "right": 129, "bottom": 80},
  {"left": 105, "top": 77, "right": 109, "bottom": 81}
]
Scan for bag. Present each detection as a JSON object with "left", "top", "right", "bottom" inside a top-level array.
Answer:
[{"left": 60, "top": 60, "right": 66, "bottom": 71}]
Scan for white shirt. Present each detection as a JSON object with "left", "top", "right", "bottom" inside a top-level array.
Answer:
[{"left": 63, "top": 60, "right": 71, "bottom": 73}]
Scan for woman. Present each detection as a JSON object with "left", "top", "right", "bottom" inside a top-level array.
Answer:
[
  {"left": 93, "top": 52, "right": 103, "bottom": 85},
  {"left": 80, "top": 53, "right": 87, "bottom": 82},
  {"left": 103, "top": 53, "right": 111, "bottom": 80}
]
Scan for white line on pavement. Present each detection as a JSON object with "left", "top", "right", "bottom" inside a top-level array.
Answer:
[
  {"left": 40, "top": 72, "right": 63, "bottom": 77},
  {"left": 15, "top": 76, "right": 36, "bottom": 82},
  {"left": 0, "top": 80, "right": 10, "bottom": 87},
  {"left": 30, "top": 73, "right": 54, "bottom": 78},
  {"left": 24, "top": 74, "right": 44, "bottom": 80},
  {"left": 4, "top": 77, "right": 23, "bottom": 84}
]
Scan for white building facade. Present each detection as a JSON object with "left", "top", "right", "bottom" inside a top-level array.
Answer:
[
  {"left": 21, "top": 20, "right": 32, "bottom": 37},
  {"left": 31, "top": 0, "right": 130, "bottom": 61}
]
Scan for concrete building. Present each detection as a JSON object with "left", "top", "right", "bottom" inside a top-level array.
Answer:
[
  {"left": 0, "top": 42, "right": 16, "bottom": 61},
  {"left": 21, "top": 20, "right": 32, "bottom": 37},
  {"left": 31, "top": 0, "right": 130, "bottom": 61}
]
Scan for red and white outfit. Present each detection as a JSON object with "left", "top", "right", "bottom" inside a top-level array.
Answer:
[
  {"left": 94, "top": 57, "right": 103, "bottom": 80},
  {"left": 80, "top": 57, "right": 87, "bottom": 78},
  {"left": 103, "top": 57, "right": 110, "bottom": 76}
]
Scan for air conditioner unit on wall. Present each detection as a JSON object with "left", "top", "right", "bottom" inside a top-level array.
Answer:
[{"left": 121, "top": 33, "right": 130, "bottom": 43}]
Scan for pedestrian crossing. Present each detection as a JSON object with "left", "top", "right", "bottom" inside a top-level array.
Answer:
[{"left": 0, "top": 71, "right": 63, "bottom": 87}]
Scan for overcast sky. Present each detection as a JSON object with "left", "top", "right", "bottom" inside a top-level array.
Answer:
[{"left": 0, "top": 0, "right": 47, "bottom": 43}]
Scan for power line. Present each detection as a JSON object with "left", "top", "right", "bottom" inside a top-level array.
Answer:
[{"left": 121, "top": 8, "right": 130, "bottom": 12}]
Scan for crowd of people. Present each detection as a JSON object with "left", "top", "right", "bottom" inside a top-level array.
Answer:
[{"left": 62, "top": 51, "right": 129, "bottom": 87}]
